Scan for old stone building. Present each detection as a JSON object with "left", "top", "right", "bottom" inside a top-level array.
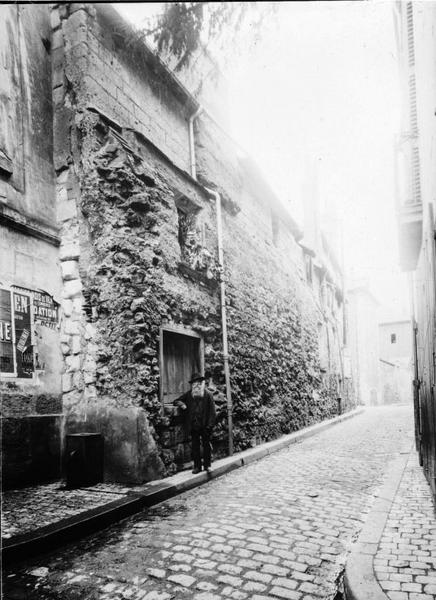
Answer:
[{"left": 1, "top": 3, "right": 354, "bottom": 487}]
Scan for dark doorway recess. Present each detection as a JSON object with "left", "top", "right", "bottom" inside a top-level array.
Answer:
[{"left": 159, "top": 326, "right": 204, "bottom": 408}]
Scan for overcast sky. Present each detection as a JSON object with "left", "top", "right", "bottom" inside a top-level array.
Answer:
[{"left": 115, "top": 1, "right": 410, "bottom": 321}]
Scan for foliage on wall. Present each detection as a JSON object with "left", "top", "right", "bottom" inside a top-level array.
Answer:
[{"left": 74, "top": 111, "right": 348, "bottom": 476}]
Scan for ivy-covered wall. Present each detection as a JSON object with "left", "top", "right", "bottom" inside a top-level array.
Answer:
[{"left": 53, "top": 3, "right": 354, "bottom": 483}]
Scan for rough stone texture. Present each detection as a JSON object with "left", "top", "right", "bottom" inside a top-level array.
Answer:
[
  {"left": 3, "top": 407, "right": 414, "bottom": 599},
  {"left": 48, "top": 3, "right": 355, "bottom": 484},
  {"left": 2, "top": 482, "right": 130, "bottom": 539}
]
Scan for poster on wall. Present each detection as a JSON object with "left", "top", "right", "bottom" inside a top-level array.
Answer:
[
  {"left": 33, "top": 290, "right": 59, "bottom": 329},
  {"left": 13, "top": 291, "right": 33, "bottom": 378},
  {"left": 0, "top": 288, "right": 14, "bottom": 374}
]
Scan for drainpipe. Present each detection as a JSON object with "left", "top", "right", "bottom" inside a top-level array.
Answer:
[
  {"left": 188, "top": 106, "right": 203, "bottom": 180},
  {"left": 206, "top": 187, "right": 234, "bottom": 456},
  {"left": 188, "top": 107, "right": 234, "bottom": 456}
]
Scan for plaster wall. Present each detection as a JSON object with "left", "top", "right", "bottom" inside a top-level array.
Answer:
[
  {"left": 379, "top": 320, "right": 413, "bottom": 363},
  {"left": 0, "top": 4, "right": 63, "bottom": 488}
]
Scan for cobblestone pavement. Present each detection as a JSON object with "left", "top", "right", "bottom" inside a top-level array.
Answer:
[
  {"left": 3, "top": 406, "right": 414, "bottom": 600},
  {"left": 2, "top": 483, "right": 131, "bottom": 539},
  {"left": 374, "top": 451, "right": 436, "bottom": 600}
]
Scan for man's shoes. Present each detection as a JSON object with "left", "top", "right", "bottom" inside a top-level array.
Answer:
[
  {"left": 204, "top": 466, "right": 212, "bottom": 474},
  {"left": 192, "top": 468, "right": 201, "bottom": 474}
]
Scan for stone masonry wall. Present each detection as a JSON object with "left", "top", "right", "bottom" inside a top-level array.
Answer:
[
  {"left": 195, "top": 114, "right": 350, "bottom": 450},
  {"left": 52, "top": 3, "right": 353, "bottom": 482}
]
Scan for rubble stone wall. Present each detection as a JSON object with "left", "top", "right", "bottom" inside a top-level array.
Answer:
[
  {"left": 195, "top": 119, "right": 346, "bottom": 449},
  {"left": 51, "top": 4, "right": 353, "bottom": 482}
]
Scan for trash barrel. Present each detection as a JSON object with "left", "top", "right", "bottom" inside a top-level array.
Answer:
[{"left": 65, "top": 433, "right": 103, "bottom": 489}]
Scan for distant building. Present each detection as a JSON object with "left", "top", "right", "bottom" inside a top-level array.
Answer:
[
  {"left": 393, "top": 0, "right": 436, "bottom": 498},
  {"left": 379, "top": 320, "right": 413, "bottom": 405},
  {"left": 347, "top": 285, "right": 381, "bottom": 406}
]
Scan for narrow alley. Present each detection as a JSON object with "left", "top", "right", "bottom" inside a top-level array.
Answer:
[
  {"left": 1, "top": 3, "right": 436, "bottom": 600},
  {"left": 3, "top": 406, "right": 418, "bottom": 600}
]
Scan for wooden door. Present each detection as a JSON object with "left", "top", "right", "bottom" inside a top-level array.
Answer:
[{"left": 162, "top": 331, "right": 201, "bottom": 406}]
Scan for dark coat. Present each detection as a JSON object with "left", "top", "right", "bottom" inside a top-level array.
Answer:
[{"left": 173, "top": 390, "right": 216, "bottom": 432}]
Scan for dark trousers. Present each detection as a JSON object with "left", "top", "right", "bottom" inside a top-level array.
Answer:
[{"left": 191, "top": 428, "right": 212, "bottom": 469}]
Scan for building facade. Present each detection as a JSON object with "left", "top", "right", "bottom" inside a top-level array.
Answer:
[
  {"left": 0, "top": 5, "right": 64, "bottom": 488},
  {"left": 1, "top": 3, "right": 354, "bottom": 487},
  {"left": 394, "top": 0, "right": 436, "bottom": 498},
  {"left": 347, "top": 285, "right": 381, "bottom": 406},
  {"left": 379, "top": 320, "right": 413, "bottom": 405}
]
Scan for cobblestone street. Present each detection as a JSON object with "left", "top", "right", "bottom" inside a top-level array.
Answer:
[{"left": 3, "top": 406, "right": 414, "bottom": 600}]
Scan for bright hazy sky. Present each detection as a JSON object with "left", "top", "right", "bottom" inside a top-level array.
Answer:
[{"left": 115, "top": 1, "right": 410, "bottom": 321}]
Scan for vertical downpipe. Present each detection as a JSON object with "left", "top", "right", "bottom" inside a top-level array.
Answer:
[
  {"left": 188, "top": 106, "right": 234, "bottom": 456},
  {"left": 213, "top": 190, "right": 234, "bottom": 456}
]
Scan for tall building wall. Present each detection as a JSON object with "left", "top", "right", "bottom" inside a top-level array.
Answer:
[
  {"left": 394, "top": 0, "right": 436, "bottom": 498},
  {"left": 347, "top": 287, "right": 380, "bottom": 406},
  {"left": 0, "top": 4, "right": 63, "bottom": 488},
  {"left": 379, "top": 320, "right": 413, "bottom": 363},
  {"left": 1, "top": 3, "right": 355, "bottom": 486}
]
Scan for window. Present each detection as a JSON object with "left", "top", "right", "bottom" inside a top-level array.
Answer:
[
  {"left": 391, "top": 333, "right": 397, "bottom": 344},
  {"left": 175, "top": 195, "right": 201, "bottom": 264},
  {"left": 175, "top": 194, "right": 215, "bottom": 278}
]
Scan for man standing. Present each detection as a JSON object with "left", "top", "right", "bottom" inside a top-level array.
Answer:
[{"left": 174, "top": 372, "right": 217, "bottom": 474}]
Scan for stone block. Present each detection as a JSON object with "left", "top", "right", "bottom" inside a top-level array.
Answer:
[
  {"left": 66, "top": 354, "right": 81, "bottom": 372},
  {"left": 60, "top": 242, "right": 80, "bottom": 261},
  {"left": 58, "top": 196, "right": 77, "bottom": 222},
  {"left": 73, "top": 371, "right": 84, "bottom": 391},
  {"left": 63, "top": 279, "right": 83, "bottom": 299},
  {"left": 85, "top": 323, "right": 96, "bottom": 340},
  {"left": 61, "top": 260, "right": 80, "bottom": 281},
  {"left": 84, "top": 384, "right": 97, "bottom": 398},
  {"left": 50, "top": 8, "right": 61, "bottom": 30},
  {"left": 62, "top": 372, "right": 73, "bottom": 392},
  {"left": 72, "top": 297, "right": 83, "bottom": 312},
  {"left": 57, "top": 168, "right": 70, "bottom": 185},
  {"left": 64, "top": 319, "right": 80, "bottom": 335},
  {"left": 71, "top": 335, "right": 81, "bottom": 354},
  {"left": 52, "top": 28, "right": 64, "bottom": 50},
  {"left": 62, "top": 299, "right": 73, "bottom": 317},
  {"left": 52, "top": 66, "right": 65, "bottom": 90},
  {"left": 84, "top": 371, "right": 96, "bottom": 384}
]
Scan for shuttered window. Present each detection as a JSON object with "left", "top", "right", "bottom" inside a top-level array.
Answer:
[{"left": 406, "top": 2, "right": 421, "bottom": 206}]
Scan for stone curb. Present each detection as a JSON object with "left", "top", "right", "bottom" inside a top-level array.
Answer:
[
  {"left": 2, "top": 407, "right": 364, "bottom": 564},
  {"left": 344, "top": 445, "right": 413, "bottom": 600}
]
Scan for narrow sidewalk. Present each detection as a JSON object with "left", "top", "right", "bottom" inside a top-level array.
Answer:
[{"left": 345, "top": 446, "right": 436, "bottom": 600}]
